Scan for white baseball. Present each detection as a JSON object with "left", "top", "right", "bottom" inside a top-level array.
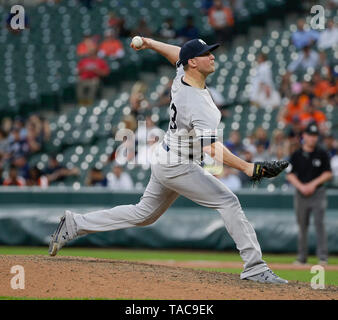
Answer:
[{"left": 132, "top": 36, "right": 143, "bottom": 48}]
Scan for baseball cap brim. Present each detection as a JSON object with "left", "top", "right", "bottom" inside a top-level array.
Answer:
[
  {"left": 197, "top": 43, "right": 220, "bottom": 56},
  {"left": 178, "top": 43, "right": 220, "bottom": 66}
]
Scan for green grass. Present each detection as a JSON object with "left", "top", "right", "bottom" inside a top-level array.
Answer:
[{"left": 1, "top": 246, "right": 338, "bottom": 265}]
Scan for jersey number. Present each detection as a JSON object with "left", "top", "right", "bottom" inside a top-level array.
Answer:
[{"left": 169, "top": 103, "right": 177, "bottom": 130}]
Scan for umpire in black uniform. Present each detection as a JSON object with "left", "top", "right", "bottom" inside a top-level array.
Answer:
[{"left": 287, "top": 122, "right": 333, "bottom": 265}]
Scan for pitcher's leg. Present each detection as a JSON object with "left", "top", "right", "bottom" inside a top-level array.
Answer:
[
  {"left": 154, "top": 164, "right": 268, "bottom": 279},
  {"left": 66, "top": 173, "right": 179, "bottom": 237},
  {"left": 217, "top": 199, "right": 268, "bottom": 279}
]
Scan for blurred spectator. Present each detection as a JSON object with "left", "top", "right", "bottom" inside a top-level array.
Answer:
[
  {"left": 254, "top": 127, "right": 269, "bottom": 150},
  {"left": 43, "top": 155, "right": 80, "bottom": 184},
  {"left": 136, "top": 116, "right": 164, "bottom": 166},
  {"left": 287, "top": 117, "right": 303, "bottom": 155},
  {"left": 298, "top": 99, "right": 327, "bottom": 134},
  {"left": 251, "top": 83, "right": 281, "bottom": 110},
  {"left": 287, "top": 45, "right": 319, "bottom": 73},
  {"left": 135, "top": 115, "right": 161, "bottom": 144},
  {"left": 219, "top": 166, "right": 242, "bottom": 191},
  {"left": 121, "top": 114, "right": 138, "bottom": 132},
  {"left": 279, "top": 71, "right": 293, "bottom": 98},
  {"left": 106, "top": 11, "right": 120, "bottom": 31},
  {"left": 158, "top": 17, "right": 176, "bottom": 40},
  {"left": 26, "top": 121, "right": 42, "bottom": 154},
  {"left": 156, "top": 79, "right": 173, "bottom": 108},
  {"left": 323, "top": 133, "right": 337, "bottom": 158},
  {"left": 1, "top": 117, "right": 13, "bottom": 136},
  {"left": 12, "top": 117, "right": 27, "bottom": 139},
  {"left": 243, "top": 133, "right": 258, "bottom": 154},
  {"left": 0, "top": 129, "right": 9, "bottom": 158},
  {"left": 136, "top": 128, "right": 163, "bottom": 166},
  {"left": 271, "top": 145, "right": 287, "bottom": 161},
  {"left": 2, "top": 165, "right": 25, "bottom": 186},
  {"left": 269, "top": 129, "right": 289, "bottom": 160},
  {"left": 85, "top": 167, "right": 108, "bottom": 187},
  {"left": 42, "top": 116, "right": 51, "bottom": 142},
  {"left": 98, "top": 29, "right": 125, "bottom": 59},
  {"left": 1, "top": 114, "right": 50, "bottom": 164},
  {"left": 253, "top": 142, "right": 270, "bottom": 162},
  {"left": 328, "top": 0, "right": 338, "bottom": 9},
  {"left": 8, "top": 128, "right": 29, "bottom": 161},
  {"left": 291, "top": 18, "right": 319, "bottom": 50},
  {"left": 249, "top": 53, "right": 275, "bottom": 104},
  {"left": 107, "top": 164, "right": 134, "bottom": 191},
  {"left": 278, "top": 93, "right": 307, "bottom": 125},
  {"left": 229, "top": 0, "right": 245, "bottom": 13},
  {"left": 224, "top": 130, "right": 244, "bottom": 156},
  {"left": 201, "top": 0, "right": 214, "bottom": 15},
  {"left": 76, "top": 48, "right": 110, "bottom": 106},
  {"left": 111, "top": 136, "right": 136, "bottom": 166},
  {"left": 299, "top": 79, "right": 313, "bottom": 99},
  {"left": 26, "top": 166, "right": 48, "bottom": 188},
  {"left": 129, "top": 81, "right": 149, "bottom": 118},
  {"left": 131, "top": 18, "right": 153, "bottom": 38},
  {"left": 117, "top": 18, "right": 131, "bottom": 38},
  {"left": 0, "top": 165, "right": 3, "bottom": 185},
  {"left": 77, "top": 34, "right": 98, "bottom": 57},
  {"left": 12, "top": 155, "right": 30, "bottom": 180},
  {"left": 317, "top": 19, "right": 338, "bottom": 50},
  {"left": 318, "top": 50, "right": 330, "bottom": 70},
  {"left": 28, "top": 114, "right": 50, "bottom": 142},
  {"left": 208, "top": 0, "right": 234, "bottom": 45},
  {"left": 176, "top": 15, "right": 200, "bottom": 44},
  {"left": 312, "top": 71, "right": 337, "bottom": 100}
]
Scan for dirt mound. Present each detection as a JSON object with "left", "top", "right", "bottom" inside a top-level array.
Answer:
[{"left": 0, "top": 255, "right": 337, "bottom": 300}]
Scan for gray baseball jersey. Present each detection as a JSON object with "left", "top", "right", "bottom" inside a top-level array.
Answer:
[
  {"left": 65, "top": 62, "right": 268, "bottom": 279},
  {"left": 156, "top": 64, "right": 221, "bottom": 166}
]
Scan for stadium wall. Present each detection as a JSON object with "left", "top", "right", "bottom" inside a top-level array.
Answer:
[{"left": 0, "top": 187, "right": 337, "bottom": 208}]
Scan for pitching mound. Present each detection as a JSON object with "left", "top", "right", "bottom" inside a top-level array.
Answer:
[{"left": 1, "top": 255, "right": 337, "bottom": 300}]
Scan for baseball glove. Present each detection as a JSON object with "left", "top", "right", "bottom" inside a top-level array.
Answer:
[{"left": 251, "top": 160, "right": 289, "bottom": 182}]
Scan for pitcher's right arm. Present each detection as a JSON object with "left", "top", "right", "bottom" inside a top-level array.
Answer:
[{"left": 130, "top": 37, "right": 180, "bottom": 66}]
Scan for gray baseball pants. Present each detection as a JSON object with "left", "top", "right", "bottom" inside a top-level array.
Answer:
[
  {"left": 294, "top": 186, "right": 328, "bottom": 262},
  {"left": 65, "top": 164, "right": 268, "bottom": 279}
]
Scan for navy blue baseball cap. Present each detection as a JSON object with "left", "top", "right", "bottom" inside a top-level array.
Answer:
[{"left": 178, "top": 39, "right": 220, "bottom": 66}]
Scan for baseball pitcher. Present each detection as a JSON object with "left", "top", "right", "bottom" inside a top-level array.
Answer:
[{"left": 49, "top": 38, "right": 289, "bottom": 284}]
